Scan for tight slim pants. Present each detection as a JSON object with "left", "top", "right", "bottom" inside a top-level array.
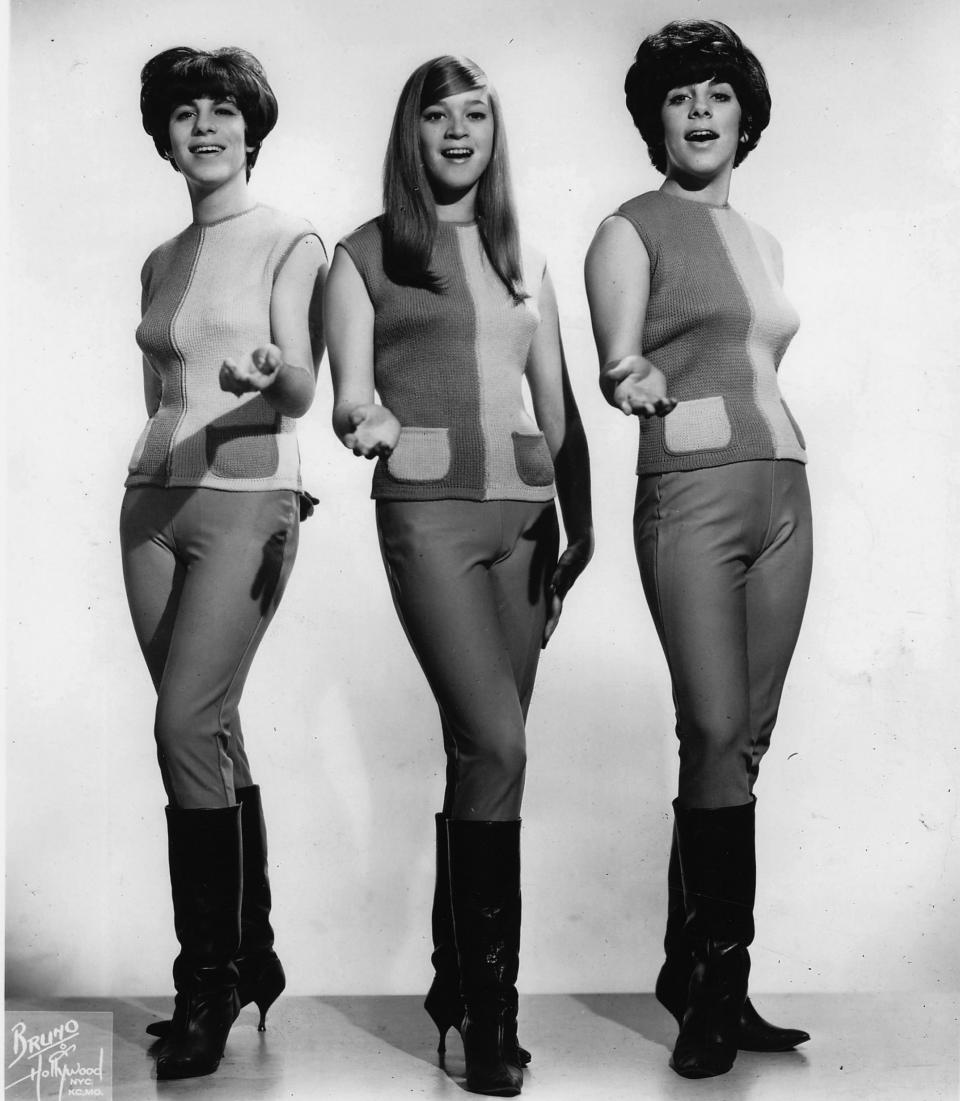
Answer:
[
  {"left": 119, "top": 486, "right": 299, "bottom": 809},
  {"left": 376, "top": 498, "right": 559, "bottom": 821},
  {"left": 633, "top": 460, "right": 812, "bottom": 809}
]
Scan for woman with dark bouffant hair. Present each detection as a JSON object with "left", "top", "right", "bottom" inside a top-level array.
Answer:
[
  {"left": 121, "top": 46, "right": 326, "bottom": 1080},
  {"left": 585, "top": 20, "right": 812, "bottom": 1079},
  {"left": 326, "top": 55, "right": 593, "bottom": 1097}
]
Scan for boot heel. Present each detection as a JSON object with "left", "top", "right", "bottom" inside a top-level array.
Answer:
[{"left": 246, "top": 955, "right": 286, "bottom": 1031}]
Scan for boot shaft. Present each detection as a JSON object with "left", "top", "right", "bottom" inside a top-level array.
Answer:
[
  {"left": 235, "top": 785, "right": 275, "bottom": 954},
  {"left": 673, "top": 798, "right": 756, "bottom": 948},
  {"left": 165, "top": 804, "right": 242, "bottom": 974},
  {"left": 447, "top": 819, "right": 521, "bottom": 1002}
]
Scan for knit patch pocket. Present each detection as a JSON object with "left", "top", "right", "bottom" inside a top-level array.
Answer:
[
  {"left": 663, "top": 395, "right": 732, "bottom": 454},
  {"left": 206, "top": 424, "right": 280, "bottom": 479},
  {"left": 512, "top": 431, "right": 554, "bottom": 486},
  {"left": 387, "top": 427, "right": 451, "bottom": 482}
]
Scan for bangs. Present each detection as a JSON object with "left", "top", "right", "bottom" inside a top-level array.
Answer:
[
  {"left": 663, "top": 63, "right": 740, "bottom": 96},
  {"left": 419, "top": 56, "right": 488, "bottom": 109},
  {"left": 163, "top": 57, "right": 253, "bottom": 111}
]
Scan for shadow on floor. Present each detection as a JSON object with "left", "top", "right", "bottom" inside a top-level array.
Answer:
[{"left": 572, "top": 992, "right": 675, "bottom": 1049}]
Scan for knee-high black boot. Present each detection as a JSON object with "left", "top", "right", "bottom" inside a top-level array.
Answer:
[
  {"left": 448, "top": 820, "right": 524, "bottom": 1098},
  {"left": 147, "top": 786, "right": 285, "bottom": 1038},
  {"left": 656, "top": 822, "right": 810, "bottom": 1052},
  {"left": 155, "top": 805, "right": 242, "bottom": 1080},
  {"left": 425, "top": 814, "right": 531, "bottom": 1067},
  {"left": 669, "top": 798, "right": 754, "bottom": 1079},
  {"left": 233, "top": 785, "right": 286, "bottom": 1030}
]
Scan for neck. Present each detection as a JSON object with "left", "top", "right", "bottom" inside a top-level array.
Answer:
[
  {"left": 661, "top": 166, "right": 732, "bottom": 207},
  {"left": 187, "top": 172, "right": 253, "bottom": 225},
  {"left": 431, "top": 183, "right": 478, "bottom": 223}
]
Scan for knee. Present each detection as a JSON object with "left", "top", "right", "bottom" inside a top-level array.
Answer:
[
  {"left": 154, "top": 689, "right": 208, "bottom": 761},
  {"left": 463, "top": 735, "right": 527, "bottom": 792}
]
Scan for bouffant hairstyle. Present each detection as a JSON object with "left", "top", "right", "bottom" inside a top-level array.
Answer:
[
  {"left": 382, "top": 55, "right": 526, "bottom": 302},
  {"left": 140, "top": 47, "right": 278, "bottom": 179},
  {"left": 624, "top": 20, "right": 771, "bottom": 174}
]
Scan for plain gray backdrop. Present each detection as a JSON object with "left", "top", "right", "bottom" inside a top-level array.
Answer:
[{"left": 4, "top": 0, "right": 958, "bottom": 1004}]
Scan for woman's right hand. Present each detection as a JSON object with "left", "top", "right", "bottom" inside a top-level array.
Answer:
[
  {"left": 605, "top": 355, "right": 676, "bottom": 418},
  {"left": 343, "top": 403, "right": 401, "bottom": 459}
]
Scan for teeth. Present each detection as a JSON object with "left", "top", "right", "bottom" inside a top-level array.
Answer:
[{"left": 442, "top": 149, "right": 472, "bottom": 157}]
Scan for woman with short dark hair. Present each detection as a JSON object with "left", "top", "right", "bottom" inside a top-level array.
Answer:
[
  {"left": 326, "top": 55, "right": 593, "bottom": 1097},
  {"left": 121, "top": 46, "right": 326, "bottom": 1080},
  {"left": 585, "top": 19, "right": 812, "bottom": 1080}
]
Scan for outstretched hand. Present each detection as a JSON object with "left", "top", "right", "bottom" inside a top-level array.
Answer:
[
  {"left": 220, "top": 344, "right": 285, "bottom": 396},
  {"left": 606, "top": 356, "right": 676, "bottom": 418},
  {"left": 542, "top": 532, "right": 594, "bottom": 648},
  {"left": 343, "top": 403, "right": 402, "bottom": 459}
]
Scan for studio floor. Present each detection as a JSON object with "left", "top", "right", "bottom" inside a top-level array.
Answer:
[{"left": 5, "top": 992, "right": 958, "bottom": 1100}]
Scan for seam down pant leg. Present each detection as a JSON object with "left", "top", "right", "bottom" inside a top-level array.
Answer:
[
  {"left": 120, "top": 487, "right": 300, "bottom": 809},
  {"left": 376, "top": 499, "right": 558, "bottom": 821},
  {"left": 634, "top": 461, "right": 812, "bottom": 809}
]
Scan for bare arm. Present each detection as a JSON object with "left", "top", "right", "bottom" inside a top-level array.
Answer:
[
  {"left": 219, "top": 235, "right": 328, "bottom": 419},
  {"left": 324, "top": 245, "right": 400, "bottom": 458},
  {"left": 525, "top": 268, "right": 594, "bottom": 646},
  {"left": 584, "top": 215, "right": 675, "bottom": 418}
]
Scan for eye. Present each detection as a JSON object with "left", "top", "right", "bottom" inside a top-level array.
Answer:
[
  {"left": 712, "top": 92, "right": 731, "bottom": 102},
  {"left": 666, "top": 93, "right": 688, "bottom": 107},
  {"left": 422, "top": 109, "right": 445, "bottom": 122},
  {"left": 467, "top": 110, "right": 488, "bottom": 121},
  {"left": 172, "top": 107, "right": 195, "bottom": 121}
]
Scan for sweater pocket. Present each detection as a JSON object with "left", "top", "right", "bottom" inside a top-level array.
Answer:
[
  {"left": 663, "top": 395, "right": 732, "bottom": 454},
  {"left": 387, "top": 427, "right": 451, "bottom": 482},
  {"left": 512, "top": 431, "right": 554, "bottom": 486},
  {"left": 206, "top": 424, "right": 280, "bottom": 479}
]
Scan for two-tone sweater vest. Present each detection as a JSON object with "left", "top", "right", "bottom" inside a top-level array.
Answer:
[
  {"left": 340, "top": 217, "right": 556, "bottom": 502},
  {"left": 616, "top": 190, "right": 805, "bottom": 476},
  {"left": 126, "top": 204, "right": 322, "bottom": 492}
]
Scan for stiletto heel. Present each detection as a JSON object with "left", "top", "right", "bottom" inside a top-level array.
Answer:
[
  {"left": 243, "top": 952, "right": 286, "bottom": 1031},
  {"left": 424, "top": 990, "right": 454, "bottom": 1061}
]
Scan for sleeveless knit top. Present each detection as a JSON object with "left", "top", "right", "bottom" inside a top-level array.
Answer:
[
  {"left": 126, "top": 204, "right": 321, "bottom": 492},
  {"left": 339, "top": 217, "right": 556, "bottom": 502},
  {"left": 616, "top": 190, "right": 805, "bottom": 476}
]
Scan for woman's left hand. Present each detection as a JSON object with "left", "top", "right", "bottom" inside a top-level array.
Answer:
[
  {"left": 220, "top": 344, "right": 285, "bottom": 396},
  {"left": 542, "top": 532, "right": 595, "bottom": 648}
]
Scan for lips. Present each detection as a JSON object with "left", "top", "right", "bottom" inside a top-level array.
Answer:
[
  {"left": 685, "top": 130, "right": 718, "bottom": 143},
  {"left": 441, "top": 147, "right": 473, "bottom": 159},
  {"left": 189, "top": 144, "right": 225, "bottom": 154}
]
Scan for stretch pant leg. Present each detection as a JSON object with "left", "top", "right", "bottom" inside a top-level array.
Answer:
[
  {"left": 376, "top": 499, "right": 558, "bottom": 821},
  {"left": 119, "top": 487, "right": 299, "bottom": 808},
  {"left": 633, "top": 461, "right": 812, "bottom": 808}
]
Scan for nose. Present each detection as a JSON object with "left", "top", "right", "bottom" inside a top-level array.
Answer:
[
  {"left": 192, "top": 108, "right": 216, "bottom": 134},
  {"left": 444, "top": 114, "right": 468, "bottom": 139},
  {"left": 689, "top": 93, "right": 712, "bottom": 118}
]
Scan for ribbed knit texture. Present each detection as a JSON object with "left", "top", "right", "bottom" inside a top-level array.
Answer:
[
  {"left": 126, "top": 204, "right": 322, "bottom": 492},
  {"left": 617, "top": 190, "right": 805, "bottom": 475},
  {"left": 340, "top": 217, "right": 556, "bottom": 502}
]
